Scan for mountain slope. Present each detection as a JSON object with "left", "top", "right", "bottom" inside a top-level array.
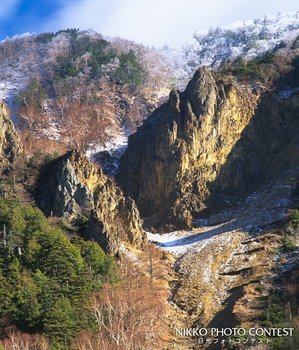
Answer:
[
  {"left": 166, "top": 12, "right": 299, "bottom": 86},
  {"left": 0, "top": 30, "right": 173, "bottom": 164}
]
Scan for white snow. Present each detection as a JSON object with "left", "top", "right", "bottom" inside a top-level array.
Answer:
[
  {"left": 0, "top": 67, "right": 28, "bottom": 102},
  {"left": 163, "top": 12, "right": 299, "bottom": 88},
  {"left": 147, "top": 220, "right": 237, "bottom": 256},
  {"left": 42, "top": 120, "right": 61, "bottom": 141},
  {"left": 86, "top": 125, "right": 129, "bottom": 159},
  {"left": 0, "top": 32, "right": 34, "bottom": 44},
  {"left": 0, "top": 64, "right": 29, "bottom": 122},
  {"left": 148, "top": 170, "right": 297, "bottom": 256}
]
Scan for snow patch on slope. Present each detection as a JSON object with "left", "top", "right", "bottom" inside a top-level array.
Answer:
[
  {"left": 148, "top": 168, "right": 298, "bottom": 256},
  {"left": 147, "top": 221, "right": 238, "bottom": 256},
  {"left": 0, "top": 64, "right": 28, "bottom": 106}
]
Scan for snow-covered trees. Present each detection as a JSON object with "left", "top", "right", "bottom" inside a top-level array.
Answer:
[
  {"left": 0, "top": 29, "right": 173, "bottom": 157},
  {"left": 169, "top": 12, "right": 299, "bottom": 86}
]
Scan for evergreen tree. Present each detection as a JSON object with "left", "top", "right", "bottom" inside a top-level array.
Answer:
[
  {"left": 0, "top": 200, "right": 117, "bottom": 346},
  {"left": 0, "top": 272, "right": 12, "bottom": 315},
  {"left": 43, "top": 298, "right": 77, "bottom": 349}
]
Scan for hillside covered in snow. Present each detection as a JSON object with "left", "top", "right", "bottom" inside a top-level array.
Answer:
[{"left": 167, "top": 12, "right": 299, "bottom": 86}]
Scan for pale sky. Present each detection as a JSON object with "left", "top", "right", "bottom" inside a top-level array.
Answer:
[{"left": 1, "top": 0, "right": 298, "bottom": 47}]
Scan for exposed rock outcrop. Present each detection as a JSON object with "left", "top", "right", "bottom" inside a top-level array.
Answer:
[
  {"left": 0, "top": 103, "right": 22, "bottom": 172},
  {"left": 117, "top": 66, "right": 299, "bottom": 231},
  {"left": 36, "top": 150, "right": 145, "bottom": 254},
  {"left": 117, "top": 68, "right": 260, "bottom": 230}
]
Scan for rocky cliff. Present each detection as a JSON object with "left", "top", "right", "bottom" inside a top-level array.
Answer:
[
  {"left": 117, "top": 67, "right": 299, "bottom": 231},
  {"left": 36, "top": 150, "right": 145, "bottom": 254},
  {"left": 0, "top": 103, "right": 22, "bottom": 172},
  {"left": 117, "top": 68, "right": 260, "bottom": 230}
]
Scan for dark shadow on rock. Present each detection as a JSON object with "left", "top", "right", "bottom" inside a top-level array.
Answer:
[
  {"left": 206, "top": 286, "right": 244, "bottom": 350},
  {"left": 205, "top": 78, "right": 299, "bottom": 215}
]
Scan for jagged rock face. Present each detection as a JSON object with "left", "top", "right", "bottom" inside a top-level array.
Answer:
[
  {"left": 0, "top": 103, "right": 22, "bottom": 172},
  {"left": 36, "top": 151, "right": 98, "bottom": 219},
  {"left": 36, "top": 151, "right": 145, "bottom": 254},
  {"left": 117, "top": 68, "right": 259, "bottom": 230},
  {"left": 87, "top": 195, "right": 145, "bottom": 254},
  {"left": 209, "top": 90, "right": 299, "bottom": 198}
]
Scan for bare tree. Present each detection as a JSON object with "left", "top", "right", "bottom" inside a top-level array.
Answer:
[
  {"left": 73, "top": 251, "right": 169, "bottom": 350},
  {"left": 0, "top": 330, "right": 48, "bottom": 350}
]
